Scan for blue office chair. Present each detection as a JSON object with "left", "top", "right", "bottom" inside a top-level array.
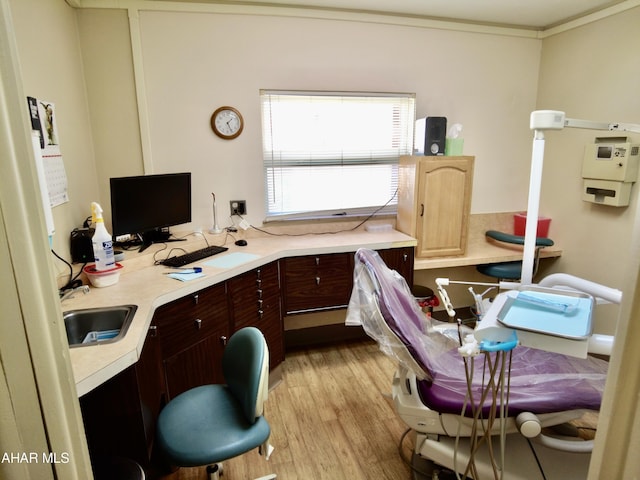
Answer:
[
  {"left": 155, "top": 327, "right": 275, "bottom": 480},
  {"left": 477, "top": 230, "right": 554, "bottom": 280}
]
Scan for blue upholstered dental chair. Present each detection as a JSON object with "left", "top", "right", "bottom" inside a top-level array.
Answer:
[
  {"left": 477, "top": 230, "right": 554, "bottom": 280},
  {"left": 155, "top": 327, "right": 275, "bottom": 480}
]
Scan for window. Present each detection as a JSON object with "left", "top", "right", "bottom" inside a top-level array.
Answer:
[{"left": 260, "top": 90, "right": 416, "bottom": 221}]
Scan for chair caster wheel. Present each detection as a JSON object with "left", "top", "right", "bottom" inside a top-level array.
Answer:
[{"left": 206, "top": 463, "right": 223, "bottom": 479}]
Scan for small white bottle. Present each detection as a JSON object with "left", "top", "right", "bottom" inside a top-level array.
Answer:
[{"left": 91, "top": 202, "right": 115, "bottom": 271}]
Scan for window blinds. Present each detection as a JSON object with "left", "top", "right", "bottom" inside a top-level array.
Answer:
[{"left": 260, "top": 90, "right": 415, "bottom": 220}]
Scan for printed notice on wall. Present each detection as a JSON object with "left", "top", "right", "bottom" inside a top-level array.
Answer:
[{"left": 26, "top": 96, "right": 69, "bottom": 207}]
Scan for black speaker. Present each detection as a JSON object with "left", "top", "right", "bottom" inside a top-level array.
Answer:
[
  {"left": 425, "top": 116, "right": 447, "bottom": 156},
  {"left": 70, "top": 228, "right": 95, "bottom": 264}
]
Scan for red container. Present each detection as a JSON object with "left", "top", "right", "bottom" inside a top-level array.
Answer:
[{"left": 514, "top": 213, "right": 551, "bottom": 238}]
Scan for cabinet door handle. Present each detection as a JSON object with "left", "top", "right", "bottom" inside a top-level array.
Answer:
[
  {"left": 315, "top": 257, "right": 320, "bottom": 266},
  {"left": 195, "top": 318, "right": 202, "bottom": 330},
  {"left": 403, "top": 253, "right": 408, "bottom": 262},
  {"left": 257, "top": 299, "right": 264, "bottom": 308},
  {"left": 220, "top": 336, "right": 227, "bottom": 346},
  {"left": 149, "top": 325, "right": 158, "bottom": 337},
  {"left": 256, "top": 279, "right": 262, "bottom": 287},
  {"left": 315, "top": 276, "right": 321, "bottom": 285},
  {"left": 193, "top": 294, "right": 199, "bottom": 305},
  {"left": 420, "top": 204, "right": 424, "bottom": 217},
  {"left": 258, "top": 310, "right": 264, "bottom": 319}
]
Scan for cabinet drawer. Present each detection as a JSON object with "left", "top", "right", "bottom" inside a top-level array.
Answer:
[
  {"left": 227, "top": 261, "right": 283, "bottom": 368},
  {"left": 232, "top": 292, "right": 281, "bottom": 328},
  {"left": 153, "top": 283, "right": 229, "bottom": 358},
  {"left": 227, "top": 261, "right": 280, "bottom": 302},
  {"left": 281, "top": 253, "right": 353, "bottom": 314}
]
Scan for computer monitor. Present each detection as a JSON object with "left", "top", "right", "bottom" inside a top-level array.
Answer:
[{"left": 110, "top": 172, "right": 191, "bottom": 251}]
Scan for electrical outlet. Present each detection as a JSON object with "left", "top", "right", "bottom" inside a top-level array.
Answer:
[{"left": 230, "top": 200, "right": 247, "bottom": 216}]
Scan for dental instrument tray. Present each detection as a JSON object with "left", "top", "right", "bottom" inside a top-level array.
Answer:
[{"left": 496, "top": 286, "right": 594, "bottom": 340}]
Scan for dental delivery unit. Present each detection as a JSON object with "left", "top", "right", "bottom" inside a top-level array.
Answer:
[{"left": 345, "top": 110, "right": 638, "bottom": 480}]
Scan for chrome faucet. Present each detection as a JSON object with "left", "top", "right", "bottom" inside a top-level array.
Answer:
[{"left": 60, "top": 285, "right": 90, "bottom": 302}]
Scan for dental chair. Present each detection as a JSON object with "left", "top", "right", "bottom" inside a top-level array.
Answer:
[
  {"left": 155, "top": 327, "right": 275, "bottom": 480},
  {"left": 346, "top": 249, "right": 612, "bottom": 480},
  {"left": 476, "top": 230, "right": 554, "bottom": 281}
]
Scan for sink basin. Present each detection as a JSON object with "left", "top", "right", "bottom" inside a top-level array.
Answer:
[{"left": 63, "top": 305, "right": 137, "bottom": 348}]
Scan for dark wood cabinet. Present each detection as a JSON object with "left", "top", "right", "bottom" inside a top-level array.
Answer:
[
  {"left": 281, "top": 248, "right": 414, "bottom": 316},
  {"left": 152, "top": 282, "right": 230, "bottom": 399},
  {"left": 227, "top": 261, "right": 284, "bottom": 370},
  {"left": 79, "top": 326, "right": 163, "bottom": 469},
  {"left": 280, "top": 248, "right": 415, "bottom": 348},
  {"left": 280, "top": 253, "right": 354, "bottom": 314},
  {"left": 79, "top": 246, "right": 413, "bottom": 471},
  {"left": 377, "top": 246, "right": 415, "bottom": 289}
]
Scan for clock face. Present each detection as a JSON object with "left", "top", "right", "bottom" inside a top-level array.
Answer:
[{"left": 211, "top": 107, "right": 243, "bottom": 139}]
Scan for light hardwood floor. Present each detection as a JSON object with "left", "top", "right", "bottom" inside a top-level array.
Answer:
[
  {"left": 173, "top": 339, "right": 415, "bottom": 480},
  {"left": 166, "top": 339, "right": 599, "bottom": 480}
]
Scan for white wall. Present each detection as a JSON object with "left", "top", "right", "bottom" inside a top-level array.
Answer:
[
  {"left": 536, "top": 6, "right": 640, "bottom": 333},
  {"left": 77, "top": 8, "right": 542, "bottom": 232},
  {"left": 10, "top": 0, "right": 98, "bottom": 274}
]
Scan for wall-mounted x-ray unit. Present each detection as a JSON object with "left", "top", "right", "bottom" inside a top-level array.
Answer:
[{"left": 582, "top": 137, "right": 640, "bottom": 206}]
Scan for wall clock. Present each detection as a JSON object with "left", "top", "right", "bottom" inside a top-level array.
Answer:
[{"left": 210, "top": 106, "right": 244, "bottom": 140}]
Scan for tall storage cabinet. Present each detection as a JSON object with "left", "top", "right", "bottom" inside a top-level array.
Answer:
[{"left": 397, "top": 155, "right": 474, "bottom": 258}]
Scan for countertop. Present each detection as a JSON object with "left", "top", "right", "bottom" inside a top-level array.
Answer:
[
  {"left": 414, "top": 212, "right": 562, "bottom": 270},
  {"left": 63, "top": 227, "right": 417, "bottom": 397},
  {"left": 63, "top": 214, "right": 561, "bottom": 397}
]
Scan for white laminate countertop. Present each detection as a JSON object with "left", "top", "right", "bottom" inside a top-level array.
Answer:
[{"left": 63, "top": 228, "right": 417, "bottom": 397}]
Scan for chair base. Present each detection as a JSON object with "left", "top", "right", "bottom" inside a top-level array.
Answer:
[
  {"left": 205, "top": 462, "right": 276, "bottom": 480},
  {"left": 206, "top": 463, "right": 223, "bottom": 480}
]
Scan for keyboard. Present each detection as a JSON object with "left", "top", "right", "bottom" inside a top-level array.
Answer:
[{"left": 161, "top": 245, "right": 228, "bottom": 267}]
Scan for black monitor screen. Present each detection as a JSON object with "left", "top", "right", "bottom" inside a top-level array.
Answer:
[{"left": 110, "top": 172, "right": 191, "bottom": 238}]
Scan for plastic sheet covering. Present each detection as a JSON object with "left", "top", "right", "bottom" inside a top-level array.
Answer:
[
  {"left": 346, "top": 249, "right": 608, "bottom": 415},
  {"left": 346, "top": 249, "right": 464, "bottom": 381},
  {"left": 419, "top": 346, "right": 607, "bottom": 415}
]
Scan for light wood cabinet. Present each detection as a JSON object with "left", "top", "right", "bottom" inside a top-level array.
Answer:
[{"left": 397, "top": 155, "right": 474, "bottom": 258}]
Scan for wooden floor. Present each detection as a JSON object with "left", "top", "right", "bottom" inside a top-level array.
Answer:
[
  {"left": 173, "top": 339, "right": 414, "bottom": 480},
  {"left": 163, "top": 339, "right": 600, "bottom": 480}
]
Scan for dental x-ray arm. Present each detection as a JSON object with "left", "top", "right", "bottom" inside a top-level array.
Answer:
[
  {"left": 531, "top": 110, "right": 640, "bottom": 134},
  {"left": 521, "top": 110, "right": 640, "bottom": 285}
]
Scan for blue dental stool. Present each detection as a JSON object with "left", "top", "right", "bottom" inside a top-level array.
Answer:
[
  {"left": 476, "top": 230, "right": 555, "bottom": 281},
  {"left": 155, "top": 327, "right": 275, "bottom": 480}
]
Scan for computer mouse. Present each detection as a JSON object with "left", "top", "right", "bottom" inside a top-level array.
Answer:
[{"left": 235, "top": 239, "right": 248, "bottom": 246}]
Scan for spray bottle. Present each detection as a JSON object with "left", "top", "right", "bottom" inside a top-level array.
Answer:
[{"left": 91, "top": 202, "right": 115, "bottom": 271}]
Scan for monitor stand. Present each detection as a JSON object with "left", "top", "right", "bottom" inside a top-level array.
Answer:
[{"left": 138, "top": 229, "right": 186, "bottom": 253}]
